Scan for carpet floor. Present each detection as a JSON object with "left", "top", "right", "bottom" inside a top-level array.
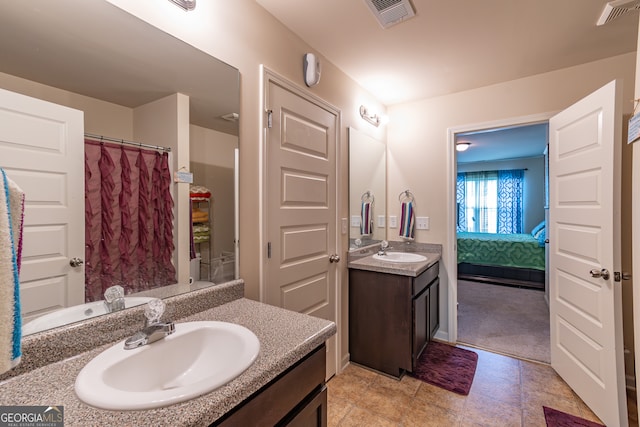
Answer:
[{"left": 457, "top": 279, "right": 551, "bottom": 363}]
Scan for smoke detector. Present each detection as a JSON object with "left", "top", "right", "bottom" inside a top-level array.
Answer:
[
  {"left": 363, "top": 0, "right": 416, "bottom": 28},
  {"left": 597, "top": 0, "right": 640, "bottom": 25}
]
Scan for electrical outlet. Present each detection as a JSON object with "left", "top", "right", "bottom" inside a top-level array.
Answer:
[
  {"left": 416, "top": 216, "right": 430, "bottom": 230},
  {"left": 389, "top": 215, "right": 398, "bottom": 228},
  {"left": 351, "top": 215, "right": 361, "bottom": 227},
  {"left": 377, "top": 215, "right": 385, "bottom": 227}
]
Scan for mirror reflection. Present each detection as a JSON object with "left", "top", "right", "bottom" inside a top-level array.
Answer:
[
  {"left": 348, "top": 127, "right": 386, "bottom": 249},
  {"left": 0, "top": 0, "right": 240, "bottom": 335}
]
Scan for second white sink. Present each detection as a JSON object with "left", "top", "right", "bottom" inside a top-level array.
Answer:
[
  {"left": 75, "top": 321, "right": 260, "bottom": 410},
  {"left": 372, "top": 252, "right": 427, "bottom": 263}
]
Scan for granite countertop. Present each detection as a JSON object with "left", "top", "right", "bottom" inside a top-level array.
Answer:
[
  {"left": 347, "top": 241, "right": 442, "bottom": 277},
  {"left": 0, "top": 296, "right": 336, "bottom": 427}
]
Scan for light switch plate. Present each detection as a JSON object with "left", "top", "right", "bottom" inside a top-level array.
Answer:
[
  {"left": 389, "top": 215, "right": 398, "bottom": 228},
  {"left": 416, "top": 216, "right": 429, "bottom": 230},
  {"left": 377, "top": 215, "right": 385, "bottom": 227},
  {"left": 351, "top": 215, "right": 361, "bottom": 227}
]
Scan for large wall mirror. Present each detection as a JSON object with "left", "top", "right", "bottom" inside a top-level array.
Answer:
[
  {"left": 0, "top": 0, "right": 240, "bottom": 335},
  {"left": 348, "top": 127, "right": 386, "bottom": 249}
]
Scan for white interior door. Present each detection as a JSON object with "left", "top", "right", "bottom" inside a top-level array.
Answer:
[
  {"left": 549, "top": 79, "right": 626, "bottom": 426},
  {"left": 0, "top": 87, "right": 85, "bottom": 322},
  {"left": 264, "top": 73, "right": 339, "bottom": 379}
]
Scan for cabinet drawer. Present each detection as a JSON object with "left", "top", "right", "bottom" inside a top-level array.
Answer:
[{"left": 413, "top": 262, "right": 439, "bottom": 295}]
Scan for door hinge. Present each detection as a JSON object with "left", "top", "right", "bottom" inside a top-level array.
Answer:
[
  {"left": 266, "top": 109, "right": 273, "bottom": 128},
  {"left": 267, "top": 242, "right": 271, "bottom": 259}
]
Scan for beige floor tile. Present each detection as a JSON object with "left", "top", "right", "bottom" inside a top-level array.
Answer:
[
  {"left": 520, "top": 362, "right": 575, "bottom": 401},
  {"left": 522, "top": 408, "right": 547, "bottom": 427},
  {"left": 327, "top": 391, "right": 352, "bottom": 427},
  {"left": 403, "top": 399, "right": 462, "bottom": 427},
  {"left": 337, "top": 406, "right": 400, "bottom": 427},
  {"left": 327, "top": 365, "right": 376, "bottom": 405},
  {"left": 521, "top": 388, "right": 581, "bottom": 420},
  {"left": 461, "top": 392, "right": 522, "bottom": 426},
  {"left": 371, "top": 373, "right": 422, "bottom": 398},
  {"left": 414, "top": 381, "right": 468, "bottom": 413},
  {"left": 466, "top": 371, "right": 522, "bottom": 407},
  {"left": 355, "top": 382, "right": 413, "bottom": 423}
]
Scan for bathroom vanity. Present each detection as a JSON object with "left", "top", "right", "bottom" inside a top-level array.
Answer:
[
  {"left": 0, "top": 281, "right": 335, "bottom": 426},
  {"left": 348, "top": 246, "right": 440, "bottom": 378}
]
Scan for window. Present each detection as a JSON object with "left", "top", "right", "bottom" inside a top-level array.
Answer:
[{"left": 457, "top": 169, "right": 524, "bottom": 234}]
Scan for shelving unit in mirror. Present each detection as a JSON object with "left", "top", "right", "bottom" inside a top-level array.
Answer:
[{"left": 191, "top": 185, "right": 212, "bottom": 281}]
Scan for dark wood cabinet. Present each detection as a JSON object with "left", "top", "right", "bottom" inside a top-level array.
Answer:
[
  {"left": 213, "top": 344, "right": 327, "bottom": 427},
  {"left": 349, "top": 262, "right": 439, "bottom": 378}
]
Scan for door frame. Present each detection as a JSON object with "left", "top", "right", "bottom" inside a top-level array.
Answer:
[
  {"left": 259, "top": 66, "right": 342, "bottom": 375},
  {"left": 445, "top": 112, "right": 555, "bottom": 344}
]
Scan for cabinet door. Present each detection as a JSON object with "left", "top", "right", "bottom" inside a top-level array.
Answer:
[
  {"left": 412, "top": 287, "right": 429, "bottom": 369},
  {"left": 428, "top": 278, "right": 440, "bottom": 338},
  {"left": 283, "top": 386, "right": 327, "bottom": 427}
]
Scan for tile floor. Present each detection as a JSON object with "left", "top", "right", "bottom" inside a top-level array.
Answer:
[{"left": 326, "top": 345, "right": 607, "bottom": 427}]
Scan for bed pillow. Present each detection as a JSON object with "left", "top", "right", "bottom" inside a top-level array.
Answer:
[
  {"left": 537, "top": 227, "right": 546, "bottom": 247},
  {"left": 531, "top": 221, "right": 545, "bottom": 239}
]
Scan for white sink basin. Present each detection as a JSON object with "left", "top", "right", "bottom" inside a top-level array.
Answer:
[
  {"left": 22, "top": 297, "right": 154, "bottom": 335},
  {"left": 75, "top": 321, "right": 260, "bottom": 410},
  {"left": 372, "top": 252, "right": 428, "bottom": 263}
]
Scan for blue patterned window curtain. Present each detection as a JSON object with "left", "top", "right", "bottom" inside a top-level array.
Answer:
[
  {"left": 456, "top": 173, "right": 466, "bottom": 231},
  {"left": 457, "top": 169, "right": 524, "bottom": 234},
  {"left": 497, "top": 169, "right": 524, "bottom": 233}
]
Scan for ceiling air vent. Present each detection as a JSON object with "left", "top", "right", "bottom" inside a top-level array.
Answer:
[
  {"left": 597, "top": 0, "right": 640, "bottom": 25},
  {"left": 364, "top": 0, "right": 416, "bottom": 28}
]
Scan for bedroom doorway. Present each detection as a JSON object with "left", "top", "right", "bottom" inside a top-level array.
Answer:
[{"left": 453, "top": 119, "right": 551, "bottom": 363}]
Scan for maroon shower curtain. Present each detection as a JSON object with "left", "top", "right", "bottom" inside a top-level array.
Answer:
[{"left": 84, "top": 139, "right": 176, "bottom": 302}]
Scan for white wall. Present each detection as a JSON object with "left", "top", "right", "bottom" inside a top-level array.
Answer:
[{"left": 388, "top": 52, "right": 636, "bottom": 340}]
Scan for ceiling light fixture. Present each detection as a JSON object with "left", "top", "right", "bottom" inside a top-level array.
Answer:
[
  {"left": 359, "top": 105, "right": 381, "bottom": 127},
  {"left": 169, "top": 0, "right": 196, "bottom": 11},
  {"left": 456, "top": 142, "right": 471, "bottom": 152}
]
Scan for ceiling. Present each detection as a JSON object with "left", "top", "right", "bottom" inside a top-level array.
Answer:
[
  {"left": 256, "top": 0, "right": 638, "bottom": 106},
  {"left": 0, "top": 0, "right": 240, "bottom": 135},
  {"left": 456, "top": 123, "right": 548, "bottom": 164}
]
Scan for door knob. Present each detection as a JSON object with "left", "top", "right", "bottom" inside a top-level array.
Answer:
[
  {"left": 590, "top": 268, "right": 610, "bottom": 280},
  {"left": 329, "top": 254, "right": 341, "bottom": 263},
  {"left": 70, "top": 257, "right": 84, "bottom": 268}
]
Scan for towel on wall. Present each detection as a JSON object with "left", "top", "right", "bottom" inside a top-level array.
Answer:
[
  {"left": 0, "top": 168, "right": 25, "bottom": 374},
  {"left": 399, "top": 201, "right": 415, "bottom": 240},
  {"left": 360, "top": 201, "right": 373, "bottom": 236}
]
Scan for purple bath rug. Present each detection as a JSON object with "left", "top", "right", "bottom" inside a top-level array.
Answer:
[
  {"left": 543, "top": 406, "right": 605, "bottom": 427},
  {"left": 410, "top": 341, "right": 478, "bottom": 395}
]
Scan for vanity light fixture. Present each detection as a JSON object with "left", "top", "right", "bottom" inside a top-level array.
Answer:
[
  {"left": 169, "top": 0, "right": 196, "bottom": 11},
  {"left": 359, "top": 105, "right": 381, "bottom": 127},
  {"left": 456, "top": 142, "right": 471, "bottom": 152}
]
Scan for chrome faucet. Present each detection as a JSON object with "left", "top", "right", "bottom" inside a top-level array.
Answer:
[
  {"left": 124, "top": 299, "right": 175, "bottom": 350},
  {"left": 377, "top": 240, "right": 391, "bottom": 256},
  {"left": 103, "top": 285, "right": 125, "bottom": 313}
]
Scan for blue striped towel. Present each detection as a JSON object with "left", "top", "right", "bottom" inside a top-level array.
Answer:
[
  {"left": 360, "top": 201, "right": 373, "bottom": 236},
  {"left": 0, "top": 168, "right": 24, "bottom": 374},
  {"left": 399, "top": 201, "right": 415, "bottom": 240}
]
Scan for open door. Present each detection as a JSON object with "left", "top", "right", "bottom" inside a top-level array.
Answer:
[
  {"left": 548, "top": 79, "right": 627, "bottom": 426},
  {"left": 0, "top": 87, "right": 85, "bottom": 320}
]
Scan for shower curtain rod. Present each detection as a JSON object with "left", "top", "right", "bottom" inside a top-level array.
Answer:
[{"left": 84, "top": 133, "right": 172, "bottom": 153}]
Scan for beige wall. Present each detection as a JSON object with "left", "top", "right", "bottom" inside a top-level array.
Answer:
[
  {"left": 103, "top": 0, "right": 637, "bottom": 374},
  {"left": 388, "top": 52, "right": 636, "bottom": 340},
  {"left": 0, "top": 71, "right": 133, "bottom": 137},
  {"left": 104, "top": 0, "right": 387, "bottom": 369}
]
